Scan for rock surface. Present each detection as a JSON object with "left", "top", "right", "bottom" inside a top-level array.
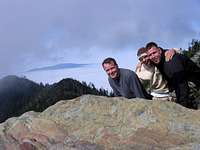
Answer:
[
  {"left": 191, "top": 50, "right": 200, "bottom": 67},
  {"left": 1, "top": 95, "right": 200, "bottom": 150}
]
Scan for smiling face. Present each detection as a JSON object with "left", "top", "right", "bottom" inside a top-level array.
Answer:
[
  {"left": 147, "top": 46, "right": 162, "bottom": 64},
  {"left": 138, "top": 53, "right": 150, "bottom": 65},
  {"left": 103, "top": 61, "right": 119, "bottom": 79}
]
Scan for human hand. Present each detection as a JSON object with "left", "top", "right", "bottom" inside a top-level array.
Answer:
[{"left": 165, "top": 49, "right": 175, "bottom": 61}]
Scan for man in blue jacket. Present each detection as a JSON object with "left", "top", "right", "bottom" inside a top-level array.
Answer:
[
  {"left": 102, "top": 57, "right": 152, "bottom": 99},
  {"left": 146, "top": 42, "right": 200, "bottom": 108}
]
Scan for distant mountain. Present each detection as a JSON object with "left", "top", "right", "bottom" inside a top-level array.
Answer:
[
  {"left": 27, "top": 63, "right": 91, "bottom": 72},
  {"left": 0, "top": 75, "right": 109, "bottom": 123},
  {"left": 0, "top": 75, "right": 42, "bottom": 122}
]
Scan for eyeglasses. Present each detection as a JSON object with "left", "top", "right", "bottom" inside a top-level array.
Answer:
[{"left": 138, "top": 55, "right": 148, "bottom": 62}]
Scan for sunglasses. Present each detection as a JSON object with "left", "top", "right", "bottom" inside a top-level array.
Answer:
[{"left": 138, "top": 54, "right": 148, "bottom": 62}]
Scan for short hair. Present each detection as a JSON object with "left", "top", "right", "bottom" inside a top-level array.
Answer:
[
  {"left": 137, "top": 47, "right": 147, "bottom": 57},
  {"left": 145, "top": 42, "right": 158, "bottom": 50},
  {"left": 102, "top": 57, "right": 117, "bottom": 67}
]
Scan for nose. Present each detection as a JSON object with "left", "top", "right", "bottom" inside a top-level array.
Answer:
[
  {"left": 149, "top": 54, "right": 154, "bottom": 60},
  {"left": 108, "top": 69, "right": 113, "bottom": 75}
]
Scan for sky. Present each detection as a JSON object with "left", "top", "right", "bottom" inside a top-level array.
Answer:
[{"left": 0, "top": 0, "right": 200, "bottom": 91}]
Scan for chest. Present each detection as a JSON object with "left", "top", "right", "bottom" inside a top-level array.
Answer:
[{"left": 114, "top": 79, "right": 134, "bottom": 98}]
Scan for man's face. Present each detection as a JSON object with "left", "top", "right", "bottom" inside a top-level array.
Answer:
[
  {"left": 139, "top": 53, "right": 150, "bottom": 65},
  {"left": 147, "top": 46, "right": 162, "bottom": 64},
  {"left": 103, "top": 62, "right": 119, "bottom": 79}
]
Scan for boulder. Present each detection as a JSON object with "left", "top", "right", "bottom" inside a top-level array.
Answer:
[
  {"left": 1, "top": 95, "right": 200, "bottom": 150},
  {"left": 191, "top": 50, "right": 200, "bottom": 67}
]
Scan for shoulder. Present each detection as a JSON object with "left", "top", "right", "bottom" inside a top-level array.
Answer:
[
  {"left": 166, "top": 53, "right": 183, "bottom": 64},
  {"left": 164, "top": 53, "right": 186, "bottom": 72},
  {"left": 120, "top": 68, "right": 136, "bottom": 75},
  {"left": 119, "top": 68, "right": 137, "bottom": 80}
]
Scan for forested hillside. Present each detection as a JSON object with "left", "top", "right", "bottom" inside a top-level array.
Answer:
[{"left": 0, "top": 76, "right": 110, "bottom": 123}]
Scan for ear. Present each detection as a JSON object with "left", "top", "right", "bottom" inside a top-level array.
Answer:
[
  {"left": 116, "top": 64, "right": 119, "bottom": 68},
  {"left": 102, "top": 64, "right": 106, "bottom": 70},
  {"left": 158, "top": 48, "right": 162, "bottom": 55}
]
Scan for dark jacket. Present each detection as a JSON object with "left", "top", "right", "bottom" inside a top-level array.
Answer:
[
  {"left": 108, "top": 68, "right": 152, "bottom": 99},
  {"left": 155, "top": 49, "right": 200, "bottom": 108}
]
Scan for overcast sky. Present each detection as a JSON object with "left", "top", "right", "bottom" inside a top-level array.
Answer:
[{"left": 0, "top": 0, "right": 200, "bottom": 90}]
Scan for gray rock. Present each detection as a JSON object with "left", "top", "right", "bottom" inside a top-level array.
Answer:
[{"left": 1, "top": 95, "right": 200, "bottom": 149}]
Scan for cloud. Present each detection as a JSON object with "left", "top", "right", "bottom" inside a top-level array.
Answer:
[
  {"left": 26, "top": 63, "right": 91, "bottom": 72},
  {"left": 0, "top": 0, "right": 200, "bottom": 79}
]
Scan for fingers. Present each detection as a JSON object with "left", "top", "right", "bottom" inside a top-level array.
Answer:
[{"left": 165, "top": 49, "right": 175, "bottom": 62}]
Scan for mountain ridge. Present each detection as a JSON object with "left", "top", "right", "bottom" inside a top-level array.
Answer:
[{"left": 0, "top": 75, "right": 109, "bottom": 123}]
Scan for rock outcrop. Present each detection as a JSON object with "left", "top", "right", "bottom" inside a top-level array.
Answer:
[
  {"left": 1, "top": 95, "right": 200, "bottom": 150},
  {"left": 190, "top": 49, "right": 200, "bottom": 108},
  {"left": 191, "top": 49, "right": 200, "bottom": 67}
]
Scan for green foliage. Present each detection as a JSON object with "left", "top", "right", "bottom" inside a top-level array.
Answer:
[
  {"left": 182, "top": 39, "right": 200, "bottom": 58},
  {"left": 182, "top": 50, "right": 193, "bottom": 58},
  {"left": 182, "top": 39, "right": 200, "bottom": 108}
]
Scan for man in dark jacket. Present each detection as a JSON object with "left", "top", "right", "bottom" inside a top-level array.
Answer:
[
  {"left": 102, "top": 57, "right": 152, "bottom": 99},
  {"left": 146, "top": 42, "right": 200, "bottom": 108}
]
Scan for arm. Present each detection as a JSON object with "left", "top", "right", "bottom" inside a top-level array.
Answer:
[
  {"left": 112, "top": 87, "right": 121, "bottom": 97},
  {"left": 108, "top": 79, "right": 121, "bottom": 97},
  {"left": 129, "top": 72, "right": 152, "bottom": 99},
  {"left": 135, "top": 62, "right": 145, "bottom": 84},
  {"left": 165, "top": 48, "right": 180, "bottom": 61},
  {"left": 172, "top": 71, "right": 189, "bottom": 107},
  {"left": 168, "top": 55, "right": 190, "bottom": 107}
]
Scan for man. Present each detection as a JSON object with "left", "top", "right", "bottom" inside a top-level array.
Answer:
[
  {"left": 135, "top": 47, "right": 172, "bottom": 101},
  {"left": 146, "top": 42, "right": 200, "bottom": 108},
  {"left": 102, "top": 57, "right": 152, "bottom": 99}
]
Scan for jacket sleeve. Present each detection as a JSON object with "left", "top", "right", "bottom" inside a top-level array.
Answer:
[
  {"left": 129, "top": 72, "right": 152, "bottom": 99},
  {"left": 108, "top": 79, "right": 121, "bottom": 97},
  {"left": 172, "top": 71, "right": 189, "bottom": 107},
  {"left": 112, "top": 86, "right": 121, "bottom": 97},
  {"left": 169, "top": 55, "right": 190, "bottom": 107}
]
